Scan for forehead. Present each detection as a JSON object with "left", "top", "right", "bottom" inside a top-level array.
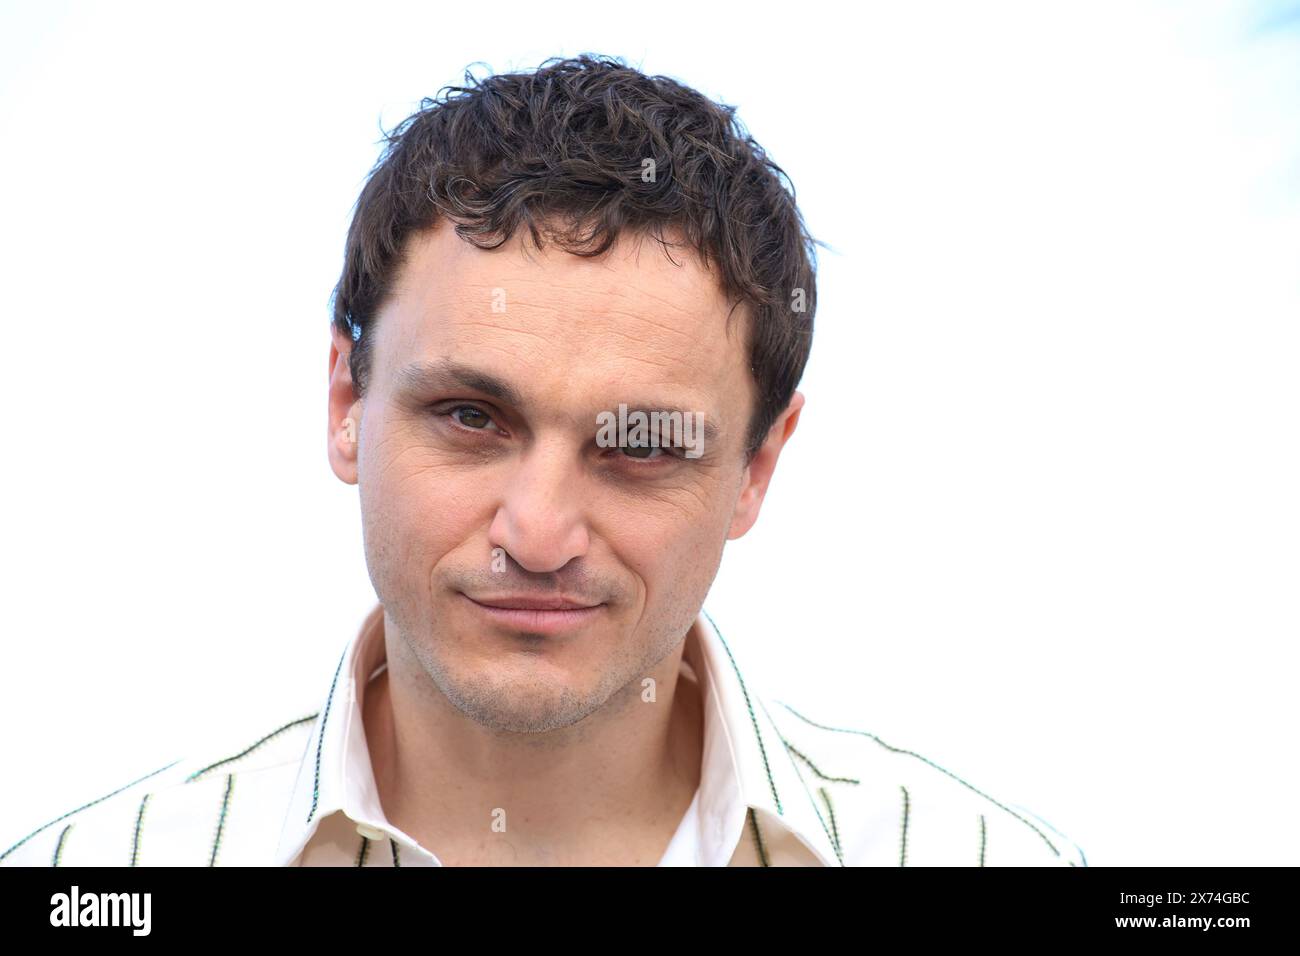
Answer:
[{"left": 370, "top": 221, "right": 750, "bottom": 413}]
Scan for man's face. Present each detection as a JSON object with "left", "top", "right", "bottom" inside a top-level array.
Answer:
[{"left": 328, "top": 220, "right": 800, "bottom": 734}]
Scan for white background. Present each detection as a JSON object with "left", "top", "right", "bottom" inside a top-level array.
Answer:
[{"left": 1, "top": 0, "right": 1297, "bottom": 866}]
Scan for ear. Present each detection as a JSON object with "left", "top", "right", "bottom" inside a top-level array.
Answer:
[
  {"left": 328, "top": 322, "right": 363, "bottom": 485},
  {"left": 727, "top": 390, "right": 805, "bottom": 540}
]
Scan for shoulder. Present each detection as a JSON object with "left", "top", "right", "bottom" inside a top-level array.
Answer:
[
  {"left": 0, "top": 711, "right": 319, "bottom": 867},
  {"left": 758, "top": 690, "right": 1087, "bottom": 867}
]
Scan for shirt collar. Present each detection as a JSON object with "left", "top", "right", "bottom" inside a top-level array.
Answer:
[
  {"left": 275, "top": 603, "right": 840, "bottom": 866},
  {"left": 274, "top": 602, "right": 391, "bottom": 866},
  {"left": 689, "top": 608, "right": 842, "bottom": 866}
]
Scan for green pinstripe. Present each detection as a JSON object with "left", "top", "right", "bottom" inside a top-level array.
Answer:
[
  {"left": 900, "top": 785, "right": 910, "bottom": 867},
  {"left": 130, "top": 793, "right": 150, "bottom": 866},
  {"left": 0, "top": 758, "right": 180, "bottom": 862},
  {"left": 187, "top": 714, "right": 318, "bottom": 783},
  {"left": 310, "top": 646, "right": 350, "bottom": 823},
  {"left": 747, "top": 808, "right": 769, "bottom": 866},
  {"left": 209, "top": 774, "right": 235, "bottom": 866},
  {"left": 703, "top": 610, "right": 783, "bottom": 815},
  {"left": 52, "top": 824, "right": 71, "bottom": 867},
  {"left": 778, "top": 700, "right": 1072, "bottom": 862},
  {"left": 785, "top": 742, "right": 861, "bottom": 784},
  {"left": 5, "top": 708, "right": 322, "bottom": 867},
  {"left": 818, "top": 786, "right": 842, "bottom": 860},
  {"left": 758, "top": 697, "right": 844, "bottom": 865}
]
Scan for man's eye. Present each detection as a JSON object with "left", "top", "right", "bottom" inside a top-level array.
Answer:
[
  {"left": 620, "top": 440, "right": 677, "bottom": 461},
  {"left": 451, "top": 405, "right": 493, "bottom": 429}
]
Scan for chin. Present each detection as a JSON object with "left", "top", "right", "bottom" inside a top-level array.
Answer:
[{"left": 437, "top": 668, "right": 604, "bottom": 735}]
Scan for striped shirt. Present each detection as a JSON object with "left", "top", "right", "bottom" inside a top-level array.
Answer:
[{"left": 0, "top": 603, "right": 1086, "bottom": 867}]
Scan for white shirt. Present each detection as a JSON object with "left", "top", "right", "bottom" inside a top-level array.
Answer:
[{"left": 0, "top": 603, "right": 1087, "bottom": 867}]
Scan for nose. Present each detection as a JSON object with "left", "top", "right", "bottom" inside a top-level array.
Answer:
[{"left": 487, "top": 437, "right": 591, "bottom": 574}]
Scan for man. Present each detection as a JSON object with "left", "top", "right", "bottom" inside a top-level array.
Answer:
[{"left": 1, "top": 54, "right": 1085, "bottom": 867}]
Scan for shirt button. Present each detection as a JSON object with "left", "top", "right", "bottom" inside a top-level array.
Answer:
[{"left": 355, "top": 822, "right": 387, "bottom": 841}]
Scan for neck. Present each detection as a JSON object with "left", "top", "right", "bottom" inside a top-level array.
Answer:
[{"left": 363, "top": 613, "right": 704, "bottom": 866}]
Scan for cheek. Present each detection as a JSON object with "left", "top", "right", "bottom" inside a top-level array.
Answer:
[
  {"left": 358, "top": 424, "right": 485, "bottom": 572},
  {"left": 620, "top": 504, "right": 728, "bottom": 606}
]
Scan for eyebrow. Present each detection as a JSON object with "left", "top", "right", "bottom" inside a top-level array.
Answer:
[
  {"left": 393, "top": 358, "right": 721, "bottom": 448},
  {"left": 393, "top": 359, "right": 524, "bottom": 407}
]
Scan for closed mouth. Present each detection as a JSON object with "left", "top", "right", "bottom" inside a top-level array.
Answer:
[{"left": 462, "top": 593, "right": 603, "bottom": 611}]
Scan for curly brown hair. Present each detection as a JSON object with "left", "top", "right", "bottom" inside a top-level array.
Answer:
[{"left": 331, "top": 53, "right": 817, "bottom": 464}]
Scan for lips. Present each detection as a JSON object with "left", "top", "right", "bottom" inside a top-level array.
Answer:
[
  {"left": 465, "top": 594, "right": 601, "bottom": 611},
  {"left": 459, "top": 593, "right": 604, "bottom": 635}
]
